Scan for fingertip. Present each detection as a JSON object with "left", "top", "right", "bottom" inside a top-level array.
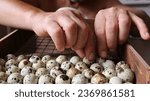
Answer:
[
  {"left": 99, "top": 51, "right": 107, "bottom": 58},
  {"left": 142, "top": 32, "right": 150, "bottom": 40},
  {"left": 75, "top": 49, "right": 85, "bottom": 58},
  {"left": 87, "top": 53, "right": 95, "bottom": 61},
  {"left": 56, "top": 46, "right": 65, "bottom": 52}
]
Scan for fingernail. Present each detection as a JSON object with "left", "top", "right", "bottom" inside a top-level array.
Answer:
[
  {"left": 57, "top": 47, "right": 64, "bottom": 52},
  {"left": 109, "top": 49, "right": 116, "bottom": 52},
  {"left": 100, "top": 51, "right": 107, "bottom": 58},
  {"left": 145, "top": 32, "right": 150, "bottom": 39},
  {"left": 89, "top": 53, "right": 95, "bottom": 60}
]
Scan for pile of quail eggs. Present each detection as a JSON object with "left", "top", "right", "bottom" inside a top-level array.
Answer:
[{"left": 0, "top": 54, "right": 134, "bottom": 84}]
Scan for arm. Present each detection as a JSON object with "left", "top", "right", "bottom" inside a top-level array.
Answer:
[
  {"left": 0, "top": 0, "right": 95, "bottom": 60},
  {"left": 0, "top": 0, "right": 43, "bottom": 30}
]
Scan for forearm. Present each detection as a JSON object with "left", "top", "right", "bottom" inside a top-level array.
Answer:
[{"left": 0, "top": 0, "right": 44, "bottom": 30}]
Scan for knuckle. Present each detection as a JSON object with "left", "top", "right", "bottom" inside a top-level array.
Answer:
[
  {"left": 66, "top": 21, "right": 77, "bottom": 30},
  {"left": 121, "top": 16, "right": 131, "bottom": 24},
  {"left": 109, "top": 7, "right": 117, "bottom": 13},
  {"left": 97, "top": 10, "right": 105, "bottom": 16},
  {"left": 50, "top": 28, "right": 62, "bottom": 36}
]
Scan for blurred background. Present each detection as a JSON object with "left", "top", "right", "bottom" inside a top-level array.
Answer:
[{"left": 0, "top": 0, "right": 150, "bottom": 38}]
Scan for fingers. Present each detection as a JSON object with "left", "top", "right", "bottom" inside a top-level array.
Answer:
[
  {"left": 57, "top": 15, "right": 78, "bottom": 48},
  {"left": 71, "top": 15, "right": 89, "bottom": 50},
  {"left": 95, "top": 8, "right": 132, "bottom": 58},
  {"left": 56, "top": 10, "right": 89, "bottom": 50},
  {"left": 73, "top": 49, "right": 85, "bottom": 58},
  {"left": 118, "top": 10, "right": 131, "bottom": 44},
  {"left": 105, "top": 8, "right": 118, "bottom": 52},
  {"left": 84, "top": 30, "right": 96, "bottom": 60},
  {"left": 46, "top": 21, "right": 65, "bottom": 51},
  {"left": 55, "top": 9, "right": 90, "bottom": 59},
  {"left": 95, "top": 10, "right": 107, "bottom": 58},
  {"left": 129, "top": 12, "right": 150, "bottom": 40}
]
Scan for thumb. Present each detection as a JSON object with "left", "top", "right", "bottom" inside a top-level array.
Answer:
[{"left": 129, "top": 12, "right": 150, "bottom": 40}]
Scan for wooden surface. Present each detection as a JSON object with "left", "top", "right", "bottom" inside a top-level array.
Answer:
[
  {"left": 129, "top": 38, "right": 150, "bottom": 66},
  {"left": 124, "top": 44, "right": 150, "bottom": 84}
]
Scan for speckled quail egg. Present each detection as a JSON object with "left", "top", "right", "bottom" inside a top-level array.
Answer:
[
  {"left": 72, "top": 74, "right": 88, "bottom": 84},
  {"left": 23, "top": 74, "right": 38, "bottom": 84},
  {"left": 5, "top": 59, "right": 17, "bottom": 69},
  {"left": 6, "top": 54, "right": 16, "bottom": 60},
  {"left": 56, "top": 55, "right": 67, "bottom": 64},
  {"left": 102, "top": 68, "right": 116, "bottom": 79},
  {"left": 7, "top": 73, "right": 23, "bottom": 84},
  {"left": 41, "top": 55, "right": 51, "bottom": 64},
  {"left": 102, "top": 60, "right": 115, "bottom": 70},
  {"left": 115, "top": 61, "right": 126, "bottom": 68},
  {"left": 0, "top": 71, "right": 8, "bottom": 81},
  {"left": 96, "top": 58, "right": 105, "bottom": 65},
  {"left": 50, "top": 67, "right": 63, "bottom": 79},
  {"left": 61, "top": 61, "right": 74, "bottom": 71},
  {"left": 55, "top": 74, "right": 70, "bottom": 84},
  {"left": 18, "top": 59, "right": 31, "bottom": 69},
  {"left": 83, "top": 57, "right": 94, "bottom": 65},
  {"left": 0, "top": 58, "right": 5, "bottom": 66},
  {"left": 116, "top": 64, "right": 130, "bottom": 73},
  {"left": 35, "top": 68, "right": 48, "bottom": 77},
  {"left": 75, "top": 61, "right": 88, "bottom": 72},
  {"left": 117, "top": 68, "right": 134, "bottom": 82},
  {"left": 38, "top": 74, "right": 54, "bottom": 84},
  {"left": 91, "top": 73, "right": 107, "bottom": 84},
  {"left": 32, "top": 60, "right": 45, "bottom": 70},
  {"left": 82, "top": 69, "right": 95, "bottom": 79},
  {"left": 46, "top": 59, "right": 59, "bottom": 71},
  {"left": 70, "top": 56, "right": 80, "bottom": 65},
  {"left": 17, "top": 55, "right": 26, "bottom": 63},
  {"left": 21, "top": 66, "right": 34, "bottom": 76},
  {"left": 66, "top": 67, "right": 80, "bottom": 79},
  {"left": 29, "top": 55, "right": 40, "bottom": 63},
  {"left": 109, "top": 76, "right": 123, "bottom": 84},
  {"left": 90, "top": 63, "right": 104, "bottom": 73},
  {"left": 0, "top": 80, "right": 7, "bottom": 84},
  {"left": 6, "top": 65, "right": 20, "bottom": 75}
]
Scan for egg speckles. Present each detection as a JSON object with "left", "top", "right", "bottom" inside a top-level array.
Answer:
[
  {"left": 91, "top": 73, "right": 107, "bottom": 84},
  {"left": 0, "top": 54, "right": 135, "bottom": 84},
  {"left": 75, "top": 61, "right": 88, "bottom": 72},
  {"left": 55, "top": 74, "right": 70, "bottom": 84}
]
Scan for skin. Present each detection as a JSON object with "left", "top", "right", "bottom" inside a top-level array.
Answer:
[{"left": 0, "top": 0, "right": 149, "bottom": 59}]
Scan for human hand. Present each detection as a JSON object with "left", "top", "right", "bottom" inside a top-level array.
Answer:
[
  {"left": 94, "top": 7, "right": 150, "bottom": 58},
  {"left": 31, "top": 7, "right": 96, "bottom": 60}
]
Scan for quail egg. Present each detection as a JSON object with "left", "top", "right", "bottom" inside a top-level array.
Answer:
[
  {"left": 91, "top": 73, "right": 107, "bottom": 84},
  {"left": 56, "top": 55, "right": 67, "bottom": 64},
  {"left": 75, "top": 61, "right": 88, "bottom": 72},
  {"left": 23, "top": 74, "right": 38, "bottom": 84},
  {"left": 72, "top": 74, "right": 88, "bottom": 84},
  {"left": 55, "top": 74, "right": 70, "bottom": 84},
  {"left": 7, "top": 73, "right": 23, "bottom": 84}
]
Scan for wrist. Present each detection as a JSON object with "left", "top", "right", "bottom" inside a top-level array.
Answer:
[{"left": 26, "top": 9, "right": 45, "bottom": 30}]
